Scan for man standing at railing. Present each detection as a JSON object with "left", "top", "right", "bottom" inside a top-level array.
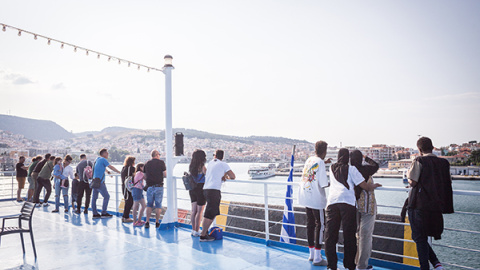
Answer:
[
  {"left": 143, "top": 149, "right": 167, "bottom": 229},
  {"left": 15, "top": 156, "right": 28, "bottom": 202},
  {"left": 200, "top": 149, "right": 235, "bottom": 242},
  {"left": 407, "top": 137, "right": 453, "bottom": 270},
  {"left": 92, "top": 148, "right": 121, "bottom": 219}
]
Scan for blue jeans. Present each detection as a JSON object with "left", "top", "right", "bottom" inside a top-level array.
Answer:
[
  {"left": 54, "top": 179, "right": 69, "bottom": 210},
  {"left": 146, "top": 186, "right": 164, "bottom": 208},
  {"left": 92, "top": 182, "right": 110, "bottom": 215}
]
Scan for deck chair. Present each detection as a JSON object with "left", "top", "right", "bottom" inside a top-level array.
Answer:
[{"left": 0, "top": 201, "right": 37, "bottom": 259}]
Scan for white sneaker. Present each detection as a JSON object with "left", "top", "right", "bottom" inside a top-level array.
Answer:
[
  {"left": 434, "top": 264, "right": 445, "bottom": 270},
  {"left": 43, "top": 203, "right": 49, "bottom": 207},
  {"left": 35, "top": 203, "right": 42, "bottom": 207}
]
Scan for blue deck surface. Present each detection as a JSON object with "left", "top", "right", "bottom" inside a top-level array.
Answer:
[{"left": 0, "top": 200, "right": 394, "bottom": 270}]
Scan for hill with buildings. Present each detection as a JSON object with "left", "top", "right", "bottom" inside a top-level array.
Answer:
[{"left": 0, "top": 114, "right": 75, "bottom": 142}]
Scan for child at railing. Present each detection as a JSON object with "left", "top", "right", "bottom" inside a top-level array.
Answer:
[{"left": 131, "top": 163, "right": 146, "bottom": 227}]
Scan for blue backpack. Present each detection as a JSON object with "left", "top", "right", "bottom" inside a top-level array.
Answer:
[{"left": 209, "top": 226, "right": 223, "bottom": 240}]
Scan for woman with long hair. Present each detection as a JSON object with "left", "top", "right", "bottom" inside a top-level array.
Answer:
[
  {"left": 350, "top": 150, "right": 379, "bottom": 270},
  {"left": 132, "top": 163, "right": 146, "bottom": 226},
  {"left": 188, "top": 149, "right": 207, "bottom": 236},
  {"left": 121, "top": 156, "right": 135, "bottom": 223}
]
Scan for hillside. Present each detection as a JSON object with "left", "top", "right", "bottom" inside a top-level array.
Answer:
[{"left": 0, "top": 114, "right": 75, "bottom": 142}]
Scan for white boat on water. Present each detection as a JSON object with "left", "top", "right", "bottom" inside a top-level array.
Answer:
[{"left": 248, "top": 164, "right": 276, "bottom": 179}]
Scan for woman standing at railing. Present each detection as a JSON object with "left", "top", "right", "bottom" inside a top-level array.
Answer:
[
  {"left": 298, "top": 141, "right": 331, "bottom": 266},
  {"left": 188, "top": 149, "right": 207, "bottom": 237},
  {"left": 350, "top": 150, "right": 379, "bottom": 270},
  {"left": 121, "top": 156, "right": 135, "bottom": 223}
]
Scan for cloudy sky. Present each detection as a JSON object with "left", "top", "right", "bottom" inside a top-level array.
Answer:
[{"left": 1, "top": 0, "right": 479, "bottom": 148}]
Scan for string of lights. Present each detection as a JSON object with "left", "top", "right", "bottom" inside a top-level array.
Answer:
[{"left": 1, "top": 23, "right": 162, "bottom": 72}]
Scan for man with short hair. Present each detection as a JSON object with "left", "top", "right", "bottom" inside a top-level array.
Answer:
[
  {"left": 92, "top": 148, "right": 121, "bottom": 219},
  {"left": 35, "top": 155, "right": 55, "bottom": 207},
  {"left": 15, "top": 156, "right": 28, "bottom": 202},
  {"left": 144, "top": 150, "right": 167, "bottom": 228},
  {"left": 76, "top": 154, "right": 93, "bottom": 214},
  {"left": 32, "top": 153, "right": 50, "bottom": 205},
  {"left": 200, "top": 150, "right": 235, "bottom": 241},
  {"left": 407, "top": 137, "right": 454, "bottom": 270}
]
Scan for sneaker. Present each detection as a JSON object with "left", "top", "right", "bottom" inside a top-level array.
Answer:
[
  {"left": 313, "top": 259, "right": 328, "bottom": 266},
  {"left": 52, "top": 209, "right": 59, "bottom": 213},
  {"left": 156, "top": 222, "right": 160, "bottom": 228},
  {"left": 191, "top": 231, "right": 201, "bottom": 237},
  {"left": 84, "top": 209, "right": 89, "bottom": 214},
  {"left": 366, "top": 266, "right": 373, "bottom": 269},
  {"left": 16, "top": 199, "right": 24, "bottom": 202},
  {"left": 101, "top": 213, "right": 113, "bottom": 218},
  {"left": 35, "top": 203, "right": 42, "bottom": 207},
  {"left": 74, "top": 210, "right": 81, "bottom": 215},
  {"left": 145, "top": 222, "right": 150, "bottom": 228},
  {"left": 92, "top": 214, "right": 101, "bottom": 219},
  {"left": 65, "top": 208, "right": 69, "bottom": 213},
  {"left": 434, "top": 263, "right": 444, "bottom": 270},
  {"left": 200, "top": 234, "right": 215, "bottom": 242},
  {"left": 43, "top": 203, "right": 49, "bottom": 207},
  {"left": 122, "top": 217, "right": 134, "bottom": 223}
]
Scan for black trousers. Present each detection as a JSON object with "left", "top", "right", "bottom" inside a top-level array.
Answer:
[
  {"left": 325, "top": 203, "right": 357, "bottom": 270},
  {"left": 33, "top": 177, "right": 52, "bottom": 204},
  {"left": 77, "top": 181, "right": 92, "bottom": 211},
  {"left": 408, "top": 208, "right": 441, "bottom": 270},
  {"left": 306, "top": 207, "right": 325, "bottom": 249},
  {"left": 122, "top": 185, "right": 133, "bottom": 219}
]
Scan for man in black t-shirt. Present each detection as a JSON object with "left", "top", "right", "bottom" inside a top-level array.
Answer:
[
  {"left": 143, "top": 150, "right": 167, "bottom": 228},
  {"left": 15, "top": 156, "right": 28, "bottom": 202}
]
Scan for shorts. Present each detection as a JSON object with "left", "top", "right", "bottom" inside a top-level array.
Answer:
[
  {"left": 132, "top": 187, "right": 144, "bottom": 201},
  {"left": 203, "top": 189, "right": 221, "bottom": 220},
  {"left": 189, "top": 183, "right": 206, "bottom": 205},
  {"left": 16, "top": 177, "right": 26, "bottom": 189},
  {"left": 146, "top": 186, "right": 164, "bottom": 208},
  {"left": 27, "top": 176, "right": 36, "bottom": 190}
]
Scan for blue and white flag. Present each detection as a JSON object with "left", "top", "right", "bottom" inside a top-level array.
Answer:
[{"left": 280, "top": 146, "right": 296, "bottom": 244}]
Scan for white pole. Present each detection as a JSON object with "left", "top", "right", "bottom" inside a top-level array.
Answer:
[{"left": 161, "top": 56, "right": 175, "bottom": 229}]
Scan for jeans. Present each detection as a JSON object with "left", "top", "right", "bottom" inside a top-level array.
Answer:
[
  {"left": 146, "top": 186, "right": 164, "bottom": 208},
  {"left": 325, "top": 203, "right": 357, "bottom": 270},
  {"left": 54, "top": 179, "right": 69, "bottom": 210},
  {"left": 306, "top": 207, "right": 325, "bottom": 249},
  {"left": 77, "top": 180, "right": 92, "bottom": 212},
  {"left": 408, "top": 208, "right": 440, "bottom": 270},
  {"left": 92, "top": 182, "right": 110, "bottom": 215},
  {"left": 34, "top": 177, "right": 52, "bottom": 204},
  {"left": 355, "top": 212, "right": 376, "bottom": 269}
]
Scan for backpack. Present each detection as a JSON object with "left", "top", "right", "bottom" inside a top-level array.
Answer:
[
  {"left": 182, "top": 172, "right": 197, "bottom": 190},
  {"left": 209, "top": 226, "right": 223, "bottom": 240},
  {"left": 83, "top": 160, "right": 93, "bottom": 182},
  {"left": 124, "top": 167, "right": 136, "bottom": 192}
]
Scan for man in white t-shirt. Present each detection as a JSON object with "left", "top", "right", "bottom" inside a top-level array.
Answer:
[
  {"left": 199, "top": 150, "right": 235, "bottom": 242},
  {"left": 298, "top": 141, "right": 332, "bottom": 266}
]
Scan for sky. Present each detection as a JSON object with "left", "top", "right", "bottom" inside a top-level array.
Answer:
[{"left": 1, "top": 0, "right": 479, "bottom": 148}]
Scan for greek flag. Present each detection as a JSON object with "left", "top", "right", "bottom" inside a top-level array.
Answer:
[{"left": 280, "top": 147, "right": 296, "bottom": 244}]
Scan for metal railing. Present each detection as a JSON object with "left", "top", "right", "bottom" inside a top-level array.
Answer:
[{"left": 2, "top": 172, "right": 479, "bottom": 269}]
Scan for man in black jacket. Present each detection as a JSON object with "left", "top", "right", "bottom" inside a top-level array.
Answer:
[{"left": 407, "top": 137, "right": 453, "bottom": 270}]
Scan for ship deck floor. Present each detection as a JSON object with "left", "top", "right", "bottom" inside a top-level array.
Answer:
[{"left": 0, "top": 200, "right": 395, "bottom": 270}]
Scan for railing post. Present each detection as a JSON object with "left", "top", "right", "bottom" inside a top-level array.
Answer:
[
  {"left": 11, "top": 174, "right": 14, "bottom": 199},
  {"left": 115, "top": 175, "right": 119, "bottom": 214},
  {"left": 264, "top": 183, "right": 270, "bottom": 244}
]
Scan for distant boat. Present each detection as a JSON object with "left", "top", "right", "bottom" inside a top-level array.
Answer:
[
  {"left": 402, "top": 170, "right": 409, "bottom": 186},
  {"left": 248, "top": 164, "right": 276, "bottom": 179}
]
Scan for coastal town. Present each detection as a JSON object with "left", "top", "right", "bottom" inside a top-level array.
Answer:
[{"left": 1, "top": 129, "right": 479, "bottom": 177}]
